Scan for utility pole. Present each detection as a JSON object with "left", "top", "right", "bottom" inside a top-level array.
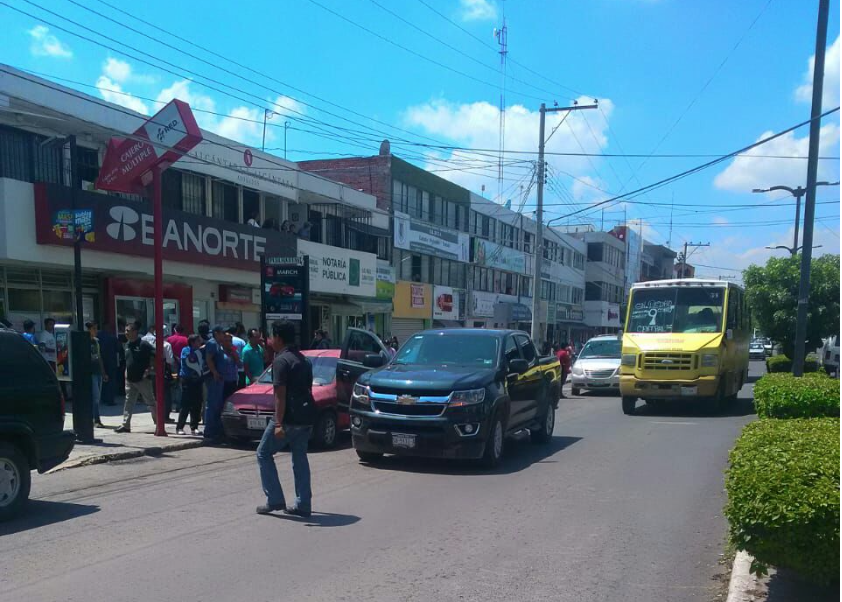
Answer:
[
  {"left": 532, "top": 101, "right": 598, "bottom": 344},
  {"left": 752, "top": 181, "right": 838, "bottom": 255},
  {"left": 793, "top": 0, "right": 830, "bottom": 377},
  {"left": 679, "top": 241, "right": 710, "bottom": 279}
]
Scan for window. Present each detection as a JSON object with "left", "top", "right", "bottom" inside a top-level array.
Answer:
[
  {"left": 504, "top": 335, "right": 520, "bottom": 365},
  {"left": 212, "top": 181, "right": 238, "bottom": 222},
  {"left": 162, "top": 169, "right": 182, "bottom": 210},
  {"left": 395, "top": 333, "right": 498, "bottom": 367},
  {"left": 481, "top": 215, "right": 490, "bottom": 238},
  {"left": 587, "top": 243, "right": 604, "bottom": 262},
  {"left": 523, "top": 232, "right": 533, "bottom": 254},
  {"left": 0, "top": 125, "right": 63, "bottom": 184},
  {"left": 572, "top": 287, "right": 584, "bottom": 305},
  {"left": 514, "top": 334, "right": 536, "bottom": 363},
  {"left": 407, "top": 185, "right": 418, "bottom": 218},
  {"left": 243, "top": 188, "right": 260, "bottom": 224},
  {"left": 627, "top": 287, "right": 725, "bottom": 334},
  {"left": 411, "top": 254, "right": 423, "bottom": 282},
  {"left": 182, "top": 172, "right": 206, "bottom": 215},
  {"left": 503, "top": 272, "right": 515, "bottom": 295},
  {"left": 422, "top": 190, "right": 431, "bottom": 221},
  {"left": 77, "top": 147, "right": 100, "bottom": 183}
]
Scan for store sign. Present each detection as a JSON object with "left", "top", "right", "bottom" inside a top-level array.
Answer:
[
  {"left": 433, "top": 285, "right": 460, "bottom": 321},
  {"left": 219, "top": 285, "right": 256, "bottom": 305},
  {"left": 376, "top": 261, "right": 396, "bottom": 300},
  {"left": 297, "top": 239, "right": 376, "bottom": 297},
  {"left": 394, "top": 281, "right": 431, "bottom": 319},
  {"left": 394, "top": 211, "right": 469, "bottom": 262},
  {"left": 470, "top": 291, "right": 518, "bottom": 318},
  {"left": 261, "top": 256, "right": 308, "bottom": 322},
  {"left": 35, "top": 184, "right": 297, "bottom": 270},
  {"left": 473, "top": 238, "right": 526, "bottom": 273}
]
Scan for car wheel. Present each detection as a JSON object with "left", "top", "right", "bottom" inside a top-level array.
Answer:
[
  {"left": 0, "top": 443, "right": 31, "bottom": 521},
  {"left": 355, "top": 450, "right": 383, "bottom": 463},
  {"left": 571, "top": 387, "right": 581, "bottom": 396},
  {"left": 622, "top": 396, "right": 637, "bottom": 415},
  {"left": 530, "top": 401, "right": 555, "bottom": 444},
  {"left": 479, "top": 414, "right": 504, "bottom": 469},
  {"left": 314, "top": 411, "right": 338, "bottom": 449}
]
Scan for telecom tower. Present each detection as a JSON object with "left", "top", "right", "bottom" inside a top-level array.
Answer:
[{"left": 494, "top": 15, "right": 508, "bottom": 205}]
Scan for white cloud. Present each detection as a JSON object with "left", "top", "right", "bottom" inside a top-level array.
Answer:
[
  {"left": 28, "top": 25, "right": 72, "bottom": 58},
  {"left": 403, "top": 96, "right": 616, "bottom": 205},
  {"left": 795, "top": 35, "right": 840, "bottom": 110},
  {"left": 713, "top": 123, "right": 840, "bottom": 191},
  {"left": 103, "top": 58, "right": 131, "bottom": 83},
  {"left": 459, "top": 0, "right": 497, "bottom": 21},
  {"left": 96, "top": 75, "right": 149, "bottom": 115}
]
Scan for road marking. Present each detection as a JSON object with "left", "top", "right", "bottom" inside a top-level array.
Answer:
[{"left": 649, "top": 421, "right": 699, "bottom": 425}]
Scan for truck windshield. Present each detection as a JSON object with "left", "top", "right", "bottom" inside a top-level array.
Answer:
[
  {"left": 627, "top": 287, "right": 725, "bottom": 334},
  {"left": 579, "top": 339, "right": 621, "bottom": 359},
  {"left": 394, "top": 334, "right": 499, "bottom": 367}
]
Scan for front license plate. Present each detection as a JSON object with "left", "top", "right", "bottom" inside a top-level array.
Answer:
[
  {"left": 391, "top": 433, "right": 416, "bottom": 448},
  {"left": 680, "top": 386, "right": 698, "bottom": 396},
  {"left": 247, "top": 416, "right": 268, "bottom": 430}
]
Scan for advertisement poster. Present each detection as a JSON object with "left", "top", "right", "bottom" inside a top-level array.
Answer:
[
  {"left": 261, "top": 256, "right": 308, "bottom": 323},
  {"left": 297, "top": 239, "right": 377, "bottom": 297},
  {"left": 433, "top": 285, "right": 460, "bottom": 321},
  {"left": 473, "top": 238, "right": 526, "bottom": 273},
  {"left": 394, "top": 211, "right": 469, "bottom": 262},
  {"left": 376, "top": 262, "right": 396, "bottom": 300},
  {"left": 54, "top": 325, "right": 72, "bottom": 382}
]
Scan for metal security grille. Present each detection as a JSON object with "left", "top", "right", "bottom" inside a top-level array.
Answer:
[
  {"left": 585, "top": 369, "right": 615, "bottom": 379},
  {"left": 642, "top": 352, "right": 694, "bottom": 371}
]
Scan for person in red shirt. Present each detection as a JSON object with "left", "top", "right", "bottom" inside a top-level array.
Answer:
[
  {"left": 556, "top": 343, "right": 572, "bottom": 397},
  {"left": 167, "top": 324, "right": 190, "bottom": 368}
]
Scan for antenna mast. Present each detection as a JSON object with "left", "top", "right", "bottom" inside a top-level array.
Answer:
[{"left": 494, "top": 10, "right": 508, "bottom": 204}]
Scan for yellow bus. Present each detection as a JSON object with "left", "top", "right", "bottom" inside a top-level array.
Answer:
[{"left": 619, "top": 279, "right": 750, "bottom": 414}]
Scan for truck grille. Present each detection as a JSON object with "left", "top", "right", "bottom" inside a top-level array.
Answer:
[
  {"left": 371, "top": 401, "right": 446, "bottom": 416},
  {"left": 642, "top": 352, "right": 694, "bottom": 371},
  {"left": 585, "top": 369, "right": 615, "bottom": 379}
]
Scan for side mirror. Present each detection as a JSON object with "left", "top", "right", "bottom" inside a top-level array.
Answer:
[
  {"left": 508, "top": 358, "right": 529, "bottom": 375},
  {"left": 726, "top": 329, "right": 734, "bottom": 341},
  {"left": 362, "top": 353, "right": 385, "bottom": 368}
]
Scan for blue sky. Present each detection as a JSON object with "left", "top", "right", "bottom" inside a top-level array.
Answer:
[{"left": 2, "top": 0, "right": 840, "bottom": 278}]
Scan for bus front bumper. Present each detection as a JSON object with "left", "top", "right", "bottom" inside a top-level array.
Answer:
[{"left": 620, "top": 375, "right": 719, "bottom": 399}]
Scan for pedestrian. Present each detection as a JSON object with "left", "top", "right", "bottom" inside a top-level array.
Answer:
[
  {"left": 38, "top": 317, "right": 57, "bottom": 371},
  {"left": 176, "top": 334, "right": 204, "bottom": 436},
  {"left": 390, "top": 336, "right": 399, "bottom": 352},
  {"left": 556, "top": 344, "right": 571, "bottom": 398},
  {"left": 298, "top": 222, "right": 311, "bottom": 240},
  {"left": 247, "top": 211, "right": 260, "bottom": 228},
  {"left": 219, "top": 331, "right": 241, "bottom": 400},
  {"left": 243, "top": 328, "right": 266, "bottom": 385},
  {"left": 197, "top": 320, "right": 211, "bottom": 343},
  {"left": 167, "top": 324, "right": 189, "bottom": 413},
  {"left": 256, "top": 320, "right": 317, "bottom": 517},
  {"left": 115, "top": 322, "right": 156, "bottom": 433},
  {"left": 144, "top": 325, "right": 176, "bottom": 422},
  {"left": 86, "top": 321, "right": 108, "bottom": 428},
  {"left": 98, "top": 322, "right": 119, "bottom": 406},
  {"left": 202, "top": 325, "right": 227, "bottom": 443},
  {"left": 227, "top": 325, "right": 247, "bottom": 389},
  {"left": 21, "top": 319, "right": 37, "bottom": 345},
  {"left": 280, "top": 220, "right": 290, "bottom": 232}
]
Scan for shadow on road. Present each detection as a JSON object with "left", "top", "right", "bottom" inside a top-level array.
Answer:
[
  {"left": 265, "top": 511, "right": 361, "bottom": 528},
  {"left": 0, "top": 500, "right": 100, "bottom": 536},
  {"left": 632, "top": 397, "right": 756, "bottom": 418},
  {"left": 358, "top": 434, "right": 582, "bottom": 476}
]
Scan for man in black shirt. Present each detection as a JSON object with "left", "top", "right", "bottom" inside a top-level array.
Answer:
[
  {"left": 256, "top": 320, "right": 316, "bottom": 517},
  {"left": 115, "top": 322, "right": 156, "bottom": 433}
]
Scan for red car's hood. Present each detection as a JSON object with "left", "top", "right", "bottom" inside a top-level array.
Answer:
[{"left": 229, "top": 381, "right": 336, "bottom": 411}]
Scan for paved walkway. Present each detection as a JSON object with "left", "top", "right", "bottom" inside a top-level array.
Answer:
[{"left": 58, "top": 397, "right": 204, "bottom": 471}]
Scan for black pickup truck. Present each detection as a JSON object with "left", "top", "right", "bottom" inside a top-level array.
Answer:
[{"left": 346, "top": 328, "right": 561, "bottom": 468}]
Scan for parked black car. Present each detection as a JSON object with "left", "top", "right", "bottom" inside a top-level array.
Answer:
[
  {"left": 0, "top": 328, "right": 75, "bottom": 520},
  {"left": 348, "top": 329, "right": 561, "bottom": 468}
]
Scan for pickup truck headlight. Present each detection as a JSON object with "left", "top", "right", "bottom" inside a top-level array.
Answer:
[
  {"left": 448, "top": 389, "right": 486, "bottom": 407},
  {"left": 621, "top": 353, "right": 636, "bottom": 366},
  {"left": 352, "top": 383, "right": 370, "bottom": 402},
  {"left": 701, "top": 353, "right": 719, "bottom": 367},
  {"left": 571, "top": 363, "right": 583, "bottom": 376}
]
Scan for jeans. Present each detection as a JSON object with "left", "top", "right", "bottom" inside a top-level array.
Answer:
[
  {"left": 91, "top": 374, "right": 102, "bottom": 422},
  {"left": 256, "top": 419, "right": 312, "bottom": 511},
  {"left": 203, "top": 378, "right": 225, "bottom": 440},
  {"left": 177, "top": 378, "right": 203, "bottom": 431}
]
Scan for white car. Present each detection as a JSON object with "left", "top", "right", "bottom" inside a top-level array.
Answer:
[
  {"left": 569, "top": 335, "right": 622, "bottom": 396},
  {"left": 749, "top": 342, "right": 766, "bottom": 360}
]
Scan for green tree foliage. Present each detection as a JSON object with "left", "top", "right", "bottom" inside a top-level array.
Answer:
[{"left": 743, "top": 254, "right": 840, "bottom": 357}]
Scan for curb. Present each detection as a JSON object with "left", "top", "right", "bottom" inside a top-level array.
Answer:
[
  {"left": 726, "top": 550, "right": 761, "bottom": 602},
  {"left": 49, "top": 439, "right": 206, "bottom": 473}
]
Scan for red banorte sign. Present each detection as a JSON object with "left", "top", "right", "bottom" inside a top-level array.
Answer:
[{"left": 95, "top": 99, "right": 202, "bottom": 193}]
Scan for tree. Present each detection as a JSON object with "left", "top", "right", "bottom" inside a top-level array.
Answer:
[{"left": 743, "top": 254, "right": 840, "bottom": 358}]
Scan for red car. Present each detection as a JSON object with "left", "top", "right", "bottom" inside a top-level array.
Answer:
[{"left": 221, "top": 349, "right": 348, "bottom": 448}]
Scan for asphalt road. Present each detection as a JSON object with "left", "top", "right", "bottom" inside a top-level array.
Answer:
[{"left": 0, "top": 362, "right": 763, "bottom": 602}]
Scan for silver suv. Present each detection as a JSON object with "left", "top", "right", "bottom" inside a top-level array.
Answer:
[{"left": 570, "top": 335, "right": 622, "bottom": 396}]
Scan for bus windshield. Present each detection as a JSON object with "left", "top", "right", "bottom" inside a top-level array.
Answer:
[{"left": 627, "top": 287, "right": 725, "bottom": 334}]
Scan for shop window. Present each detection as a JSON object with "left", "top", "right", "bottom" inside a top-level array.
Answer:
[
  {"left": 182, "top": 172, "right": 206, "bottom": 215},
  {"left": 212, "top": 180, "right": 238, "bottom": 222},
  {"left": 8, "top": 289, "right": 40, "bottom": 312},
  {"left": 42, "top": 290, "right": 73, "bottom": 315},
  {"left": 243, "top": 188, "right": 260, "bottom": 224}
]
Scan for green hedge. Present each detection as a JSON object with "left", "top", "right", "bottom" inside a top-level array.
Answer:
[
  {"left": 725, "top": 418, "right": 840, "bottom": 583},
  {"left": 754, "top": 372, "right": 840, "bottom": 418},
  {"left": 765, "top": 353, "right": 821, "bottom": 373}
]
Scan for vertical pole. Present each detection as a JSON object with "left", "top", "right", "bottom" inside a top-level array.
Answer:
[
  {"left": 284, "top": 121, "right": 290, "bottom": 160},
  {"left": 261, "top": 109, "right": 268, "bottom": 152},
  {"left": 793, "top": 0, "right": 830, "bottom": 377},
  {"left": 682, "top": 241, "right": 688, "bottom": 279},
  {"left": 152, "top": 168, "right": 167, "bottom": 436},
  {"left": 792, "top": 190, "right": 803, "bottom": 255},
  {"left": 531, "top": 104, "right": 546, "bottom": 344},
  {"left": 69, "top": 135, "right": 84, "bottom": 330}
]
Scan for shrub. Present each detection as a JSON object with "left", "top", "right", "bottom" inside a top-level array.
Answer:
[
  {"left": 725, "top": 418, "right": 840, "bottom": 584},
  {"left": 754, "top": 372, "right": 840, "bottom": 418},
  {"left": 765, "top": 353, "right": 821, "bottom": 373}
]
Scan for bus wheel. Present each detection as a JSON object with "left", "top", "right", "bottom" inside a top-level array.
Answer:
[{"left": 622, "top": 396, "right": 636, "bottom": 415}]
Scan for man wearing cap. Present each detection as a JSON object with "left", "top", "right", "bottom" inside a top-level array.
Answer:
[{"left": 202, "top": 325, "right": 227, "bottom": 443}]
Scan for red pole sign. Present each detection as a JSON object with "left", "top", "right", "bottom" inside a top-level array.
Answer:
[{"left": 97, "top": 99, "right": 203, "bottom": 436}]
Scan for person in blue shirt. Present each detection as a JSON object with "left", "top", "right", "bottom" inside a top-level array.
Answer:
[
  {"left": 226, "top": 325, "right": 247, "bottom": 390},
  {"left": 202, "top": 326, "right": 227, "bottom": 443},
  {"left": 21, "top": 319, "right": 37, "bottom": 345},
  {"left": 176, "top": 334, "right": 204, "bottom": 436}
]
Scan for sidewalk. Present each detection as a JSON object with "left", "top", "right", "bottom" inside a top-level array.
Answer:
[{"left": 57, "top": 397, "right": 205, "bottom": 472}]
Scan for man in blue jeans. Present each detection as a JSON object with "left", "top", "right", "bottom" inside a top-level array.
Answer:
[
  {"left": 256, "top": 320, "right": 317, "bottom": 517},
  {"left": 202, "top": 326, "right": 227, "bottom": 443}
]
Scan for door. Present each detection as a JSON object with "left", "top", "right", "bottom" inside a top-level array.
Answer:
[
  {"left": 513, "top": 333, "right": 542, "bottom": 425},
  {"left": 336, "top": 328, "right": 389, "bottom": 412},
  {"left": 503, "top": 334, "right": 529, "bottom": 429}
]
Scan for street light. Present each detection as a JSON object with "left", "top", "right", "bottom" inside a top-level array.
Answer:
[
  {"left": 765, "top": 244, "right": 823, "bottom": 256},
  {"left": 752, "top": 181, "right": 839, "bottom": 254},
  {"left": 261, "top": 109, "right": 279, "bottom": 152}
]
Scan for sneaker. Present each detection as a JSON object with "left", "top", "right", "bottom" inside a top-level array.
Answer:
[
  {"left": 176, "top": 429, "right": 186, "bottom": 435},
  {"left": 165, "top": 418, "right": 176, "bottom": 424},
  {"left": 114, "top": 425, "right": 131, "bottom": 433},
  {"left": 191, "top": 428, "right": 202, "bottom": 436},
  {"left": 283, "top": 507, "right": 312, "bottom": 518},
  {"left": 256, "top": 503, "right": 286, "bottom": 515}
]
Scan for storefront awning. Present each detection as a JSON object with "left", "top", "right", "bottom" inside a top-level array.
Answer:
[{"left": 350, "top": 299, "right": 392, "bottom": 314}]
